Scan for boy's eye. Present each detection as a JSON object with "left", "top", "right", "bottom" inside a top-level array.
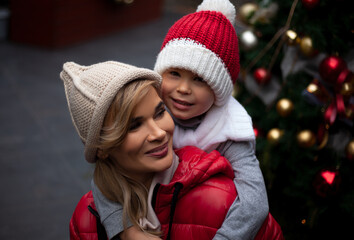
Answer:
[
  {"left": 170, "top": 71, "right": 180, "bottom": 77},
  {"left": 194, "top": 76, "right": 204, "bottom": 82}
]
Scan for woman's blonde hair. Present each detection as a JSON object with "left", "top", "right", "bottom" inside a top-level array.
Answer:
[{"left": 94, "top": 79, "right": 161, "bottom": 235}]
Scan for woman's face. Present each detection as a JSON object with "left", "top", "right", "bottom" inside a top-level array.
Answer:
[{"left": 110, "top": 86, "right": 175, "bottom": 185}]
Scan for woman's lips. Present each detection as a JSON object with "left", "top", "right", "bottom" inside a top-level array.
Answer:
[
  {"left": 171, "top": 98, "right": 193, "bottom": 110},
  {"left": 146, "top": 142, "right": 169, "bottom": 158}
]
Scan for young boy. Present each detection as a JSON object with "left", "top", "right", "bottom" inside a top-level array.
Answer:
[
  {"left": 92, "top": 0, "right": 269, "bottom": 239},
  {"left": 153, "top": 0, "right": 268, "bottom": 239}
]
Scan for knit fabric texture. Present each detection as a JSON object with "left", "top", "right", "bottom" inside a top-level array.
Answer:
[
  {"left": 60, "top": 61, "right": 162, "bottom": 163},
  {"left": 154, "top": 0, "right": 239, "bottom": 106}
]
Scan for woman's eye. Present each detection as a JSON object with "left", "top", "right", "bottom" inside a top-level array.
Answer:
[
  {"left": 155, "top": 108, "right": 166, "bottom": 119},
  {"left": 129, "top": 121, "right": 141, "bottom": 131}
]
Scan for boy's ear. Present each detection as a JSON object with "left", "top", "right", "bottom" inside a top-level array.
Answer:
[{"left": 97, "top": 149, "right": 109, "bottom": 160}]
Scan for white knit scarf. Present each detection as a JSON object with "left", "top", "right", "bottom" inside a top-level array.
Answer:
[{"left": 173, "top": 96, "right": 255, "bottom": 152}]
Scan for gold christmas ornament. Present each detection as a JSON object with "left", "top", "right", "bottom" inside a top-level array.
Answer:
[
  {"left": 297, "top": 130, "right": 316, "bottom": 148},
  {"left": 346, "top": 140, "right": 354, "bottom": 161},
  {"left": 299, "top": 36, "right": 315, "bottom": 57},
  {"left": 317, "top": 130, "right": 329, "bottom": 150},
  {"left": 345, "top": 107, "right": 353, "bottom": 119},
  {"left": 267, "top": 128, "right": 284, "bottom": 144},
  {"left": 307, "top": 82, "right": 319, "bottom": 94},
  {"left": 239, "top": 3, "right": 259, "bottom": 24},
  {"left": 286, "top": 30, "right": 298, "bottom": 45},
  {"left": 249, "top": 3, "right": 279, "bottom": 25},
  {"left": 341, "top": 81, "right": 353, "bottom": 97},
  {"left": 240, "top": 30, "right": 258, "bottom": 51},
  {"left": 276, "top": 98, "right": 294, "bottom": 117},
  {"left": 232, "top": 84, "right": 239, "bottom": 98}
]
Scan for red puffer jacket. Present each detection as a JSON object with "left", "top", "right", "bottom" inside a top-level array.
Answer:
[
  {"left": 153, "top": 146, "right": 236, "bottom": 239},
  {"left": 153, "top": 146, "right": 284, "bottom": 240},
  {"left": 69, "top": 191, "right": 107, "bottom": 240},
  {"left": 70, "top": 146, "right": 283, "bottom": 240}
]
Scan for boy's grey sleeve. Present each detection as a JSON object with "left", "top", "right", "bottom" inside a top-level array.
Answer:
[
  {"left": 213, "top": 140, "right": 269, "bottom": 240},
  {"left": 91, "top": 179, "right": 132, "bottom": 240}
]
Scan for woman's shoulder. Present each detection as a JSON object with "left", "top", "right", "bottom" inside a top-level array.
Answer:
[{"left": 70, "top": 191, "right": 98, "bottom": 239}]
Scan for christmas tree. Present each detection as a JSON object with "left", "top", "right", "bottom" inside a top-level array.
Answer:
[{"left": 234, "top": 0, "right": 354, "bottom": 239}]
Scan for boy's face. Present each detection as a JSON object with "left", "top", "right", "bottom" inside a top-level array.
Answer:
[{"left": 161, "top": 68, "right": 215, "bottom": 120}]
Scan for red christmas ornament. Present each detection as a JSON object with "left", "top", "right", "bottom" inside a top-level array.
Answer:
[
  {"left": 253, "top": 128, "right": 259, "bottom": 138},
  {"left": 301, "top": 0, "right": 320, "bottom": 10},
  {"left": 253, "top": 67, "right": 271, "bottom": 85},
  {"left": 313, "top": 168, "right": 341, "bottom": 198},
  {"left": 319, "top": 56, "right": 347, "bottom": 85}
]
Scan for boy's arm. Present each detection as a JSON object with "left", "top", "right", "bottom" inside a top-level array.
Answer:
[
  {"left": 92, "top": 180, "right": 163, "bottom": 240},
  {"left": 213, "top": 140, "right": 269, "bottom": 240},
  {"left": 91, "top": 180, "right": 132, "bottom": 239}
]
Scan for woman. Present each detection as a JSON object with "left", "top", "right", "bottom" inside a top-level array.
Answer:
[
  {"left": 61, "top": 61, "right": 175, "bottom": 239},
  {"left": 62, "top": 61, "right": 283, "bottom": 240}
]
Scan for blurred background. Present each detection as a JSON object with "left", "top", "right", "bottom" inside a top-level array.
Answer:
[{"left": 0, "top": 0, "right": 353, "bottom": 239}]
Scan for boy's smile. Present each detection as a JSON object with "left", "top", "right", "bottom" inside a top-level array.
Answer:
[
  {"left": 161, "top": 68, "right": 215, "bottom": 120},
  {"left": 171, "top": 97, "right": 193, "bottom": 110}
]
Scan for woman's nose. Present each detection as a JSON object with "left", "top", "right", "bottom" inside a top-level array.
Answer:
[
  {"left": 177, "top": 79, "right": 192, "bottom": 95},
  {"left": 147, "top": 121, "right": 166, "bottom": 142}
]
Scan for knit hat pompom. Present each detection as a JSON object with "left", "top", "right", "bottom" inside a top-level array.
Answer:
[{"left": 197, "top": 0, "right": 236, "bottom": 25}]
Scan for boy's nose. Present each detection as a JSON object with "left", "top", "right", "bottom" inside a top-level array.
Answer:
[{"left": 177, "top": 80, "right": 192, "bottom": 95}]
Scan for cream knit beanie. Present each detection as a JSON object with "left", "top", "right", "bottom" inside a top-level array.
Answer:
[{"left": 60, "top": 61, "right": 162, "bottom": 163}]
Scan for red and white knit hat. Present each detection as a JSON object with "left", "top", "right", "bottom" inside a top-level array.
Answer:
[{"left": 154, "top": 0, "right": 239, "bottom": 106}]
